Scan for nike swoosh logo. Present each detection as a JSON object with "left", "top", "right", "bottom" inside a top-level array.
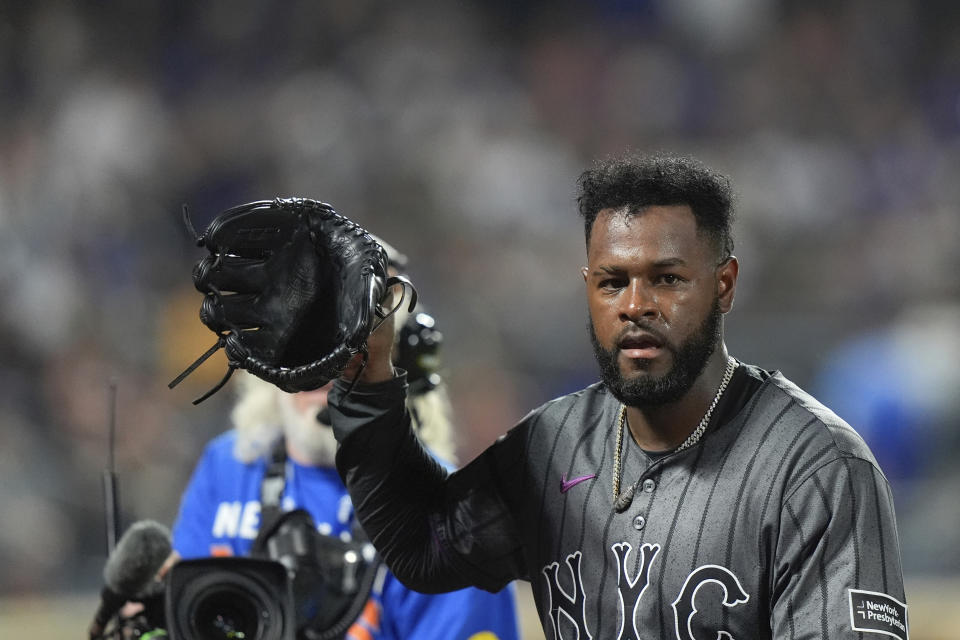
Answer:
[{"left": 560, "top": 473, "right": 597, "bottom": 493}]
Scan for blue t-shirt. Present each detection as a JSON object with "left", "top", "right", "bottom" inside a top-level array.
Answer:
[{"left": 172, "top": 430, "right": 519, "bottom": 640}]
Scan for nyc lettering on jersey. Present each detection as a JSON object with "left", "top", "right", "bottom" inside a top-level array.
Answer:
[
  {"left": 542, "top": 544, "right": 908, "bottom": 640},
  {"left": 543, "top": 542, "right": 750, "bottom": 640},
  {"left": 542, "top": 542, "right": 748, "bottom": 640}
]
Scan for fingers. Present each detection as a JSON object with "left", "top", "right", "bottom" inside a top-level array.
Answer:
[
  {"left": 199, "top": 292, "right": 267, "bottom": 333},
  {"left": 340, "top": 308, "right": 397, "bottom": 384},
  {"left": 383, "top": 274, "right": 417, "bottom": 314},
  {"left": 362, "top": 300, "right": 399, "bottom": 383},
  {"left": 193, "top": 254, "right": 270, "bottom": 295},
  {"left": 156, "top": 550, "right": 181, "bottom": 581}
]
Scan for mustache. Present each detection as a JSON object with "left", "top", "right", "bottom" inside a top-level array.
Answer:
[{"left": 614, "top": 322, "right": 670, "bottom": 349}]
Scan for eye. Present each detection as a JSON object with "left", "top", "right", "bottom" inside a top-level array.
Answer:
[
  {"left": 599, "top": 277, "right": 627, "bottom": 291},
  {"left": 656, "top": 274, "right": 684, "bottom": 286}
]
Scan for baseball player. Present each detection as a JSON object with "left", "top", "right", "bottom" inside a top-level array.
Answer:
[{"left": 328, "top": 153, "right": 908, "bottom": 639}]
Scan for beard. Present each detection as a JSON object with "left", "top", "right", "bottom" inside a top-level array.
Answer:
[
  {"left": 277, "top": 394, "right": 338, "bottom": 468},
  {"left": 589, "top": 298, "right": 722, "bottom": 408}
]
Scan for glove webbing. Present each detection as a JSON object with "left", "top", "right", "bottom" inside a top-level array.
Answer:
[{"left": 168, "top": 274, "right": 416, "bottom": 404}]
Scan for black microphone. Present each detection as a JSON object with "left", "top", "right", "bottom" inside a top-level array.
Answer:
[{"left": 89, "top": 520, "right": 172, "bottom": 639}]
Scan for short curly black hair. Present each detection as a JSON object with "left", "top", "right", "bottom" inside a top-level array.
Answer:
[{"left": 576, "top": 152, "right": 735, "bottom": 259}]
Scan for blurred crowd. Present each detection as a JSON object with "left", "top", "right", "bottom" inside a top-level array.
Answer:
[{"left": 1, "top": 0, "right": 958, "bottom": 595}]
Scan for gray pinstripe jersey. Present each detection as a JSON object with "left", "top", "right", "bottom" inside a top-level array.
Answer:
[{"left": 332, "top": 363, "right": 908, "bottom": 640}]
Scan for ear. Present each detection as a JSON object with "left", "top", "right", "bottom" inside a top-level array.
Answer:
[
  {"left": 581, "top": 266, "right": 589, "bottom": 283},
  {"left": 717, "top": 256, "right": 738, "bottom": 313}
]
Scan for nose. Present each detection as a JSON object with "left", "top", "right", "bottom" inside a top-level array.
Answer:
[{"left": 619, "top": 280, "right": 659, "bottom": 323}]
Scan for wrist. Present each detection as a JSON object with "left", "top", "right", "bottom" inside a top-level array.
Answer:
[{"left": 358, "top": 359, "right": 396, "bottom": 384}]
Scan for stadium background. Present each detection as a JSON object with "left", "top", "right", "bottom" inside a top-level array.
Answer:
[{"left": 0, "top": 1, "right": 957, "bottom": 637}]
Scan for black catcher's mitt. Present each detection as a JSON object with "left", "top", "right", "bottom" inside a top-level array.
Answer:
[{"left": 169, "top": 197, "right": 415, "bottom": 403}]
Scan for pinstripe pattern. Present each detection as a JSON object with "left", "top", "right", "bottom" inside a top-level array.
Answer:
[
  {"left": 689, "top": 417, "right": 741, "bottom": 571},
  {"left": 480, "top": 364, "right": 907, "bottom": 639},
  {"left": 586, "top": 413, "right": 621, "bottom": 639},
  {"left": 595, "top": 484, "right": 620, "bottom": 638},
  {"left": 874, "top": 473, "right": 888, "bottom": 592},
  {"left": 655, "top": 443, "right": 706, "bottom": 638},
  {"left": 785, "top": 502, "right": 806, "bottom": 636},
  {"left": 756, "top": 417, "right": 817, "bottom": 602},
  {"left": 787, "top": 598, "right": 796, "bottom": 639},
  {"left": 724, "top": 401, "right": 794, "bottom": 566},
  {"left": 720, "top": 400, "right": 794, "bottom": 631},
  {"left": 560, "top": 409, "right": 608, "bottom": 554},
  {"left": 536, "top": 398, "right": 580, "bottom": 558},
  {"left": 838, "top": 459, "right": 863, "bottom": 586},
  {"left": 812, "top": 475, "right": 834, "bottom": 638}
]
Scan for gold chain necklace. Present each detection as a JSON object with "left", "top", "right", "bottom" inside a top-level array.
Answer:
[{"left": 613, "top": 357, "right": 736, "bottom": 511}]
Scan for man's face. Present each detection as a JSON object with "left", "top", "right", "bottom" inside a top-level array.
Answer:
[{"left": 582, "top": 205, "right": 736, "bottom": 407}]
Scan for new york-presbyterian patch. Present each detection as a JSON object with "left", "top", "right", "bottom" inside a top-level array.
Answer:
[{"left": 848, "top": 589, "right": 908, "bottom": 639}]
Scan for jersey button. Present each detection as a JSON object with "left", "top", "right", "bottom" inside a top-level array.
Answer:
[
  {"left": 632, "top": 515, "right": 646, "bottom": 530},
  {"left": 642, "top": 479, "right": 656, "bottom": 493}
]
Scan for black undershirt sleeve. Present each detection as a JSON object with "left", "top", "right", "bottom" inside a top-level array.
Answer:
[{"left": 330, "top": 372, "right": 524, "bottom": 593}]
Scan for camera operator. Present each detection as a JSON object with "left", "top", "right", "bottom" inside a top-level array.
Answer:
[{"left": 168, "top": 241, "right": 519, "bottom": 640}]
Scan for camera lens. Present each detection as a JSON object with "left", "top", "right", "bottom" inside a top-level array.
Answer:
[
  {"left": 170, "top": 561, "right": 290, "bottom": 640},
  {"left": 191, "top": 585, "right": 266, "bottom": 640}
]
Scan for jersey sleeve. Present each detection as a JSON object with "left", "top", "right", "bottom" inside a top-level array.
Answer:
[
  {"left": 379, "top": 574, "right": 520, "bottom": 640},
  {"left": 330, "top": 374, "right": 526, "bottom": 594},
  {"left": 771, "top": 456, "right": 908, "bottom": 639},
  {"left": 171, "top": 441, "right": 220, "bottom": 559}
]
